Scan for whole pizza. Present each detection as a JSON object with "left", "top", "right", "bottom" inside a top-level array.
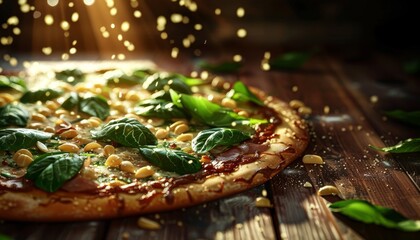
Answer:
[{"left": 0, "top": 62, "right": 308, "bottom": 221}]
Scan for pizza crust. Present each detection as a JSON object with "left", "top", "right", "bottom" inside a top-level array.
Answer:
[{"left": 0, "top": 91, "right": 308, "bottom": 221}]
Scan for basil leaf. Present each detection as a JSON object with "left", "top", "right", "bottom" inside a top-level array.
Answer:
[
  {"left": 330, "top": 199, "right": 420, "bottom": 232},
  {"left": 371, "top": 138, "right": 420, "bottom": 153},
  {"left": 138, "top": 147, "right": 201, "bottom": 175},
  {"left": 61, "top": 92, "right": 79, "bottom": 110},
  {"left": 105, "top": 69, "right": 146, "bottom": 86},
  {"left": 92, "top": 117, "right": 157, "bottom": 147},
  {"left": 79, "top": 96, "right": 110, "bottom": 120},
  {"left": 25, "top": 152, "right": 84, "bottom": 192},
  {"left": 192, "top": 128, "right": 250, "bottom": 154},
  {"left": 269, "top": 52, "right": 311, "bottom": 71},
  {"left": 0, "top": 75, "right": 27, "bottom": 92},
  {"left": 385, "top": 110, "right": 420, "bottom": 127},
  {"left": 197, "top": 60, "right": 242, "bottom": 74},
  {"left": 55, "top": 69, "right": 85, "bottom": 85},
  {"left": 0, "top": 103, "right": 29, "bottom": 127},
  {"left": 177, "top": 94, "right": 267, "bottom": 127},
  {"left": 0, "top": 128, "right": 52, "bottom": 151},
  {"left": 226, "top": 81, "right": 264, "bottom": 106},
  {"left": 20, "top": 89, "right": 62, "bottom": 103},
  {"left": 143, "top": 73, "right": 192, "bottom": 94},
  {"left": 135, "top": 99, "right": 186, "bottom": 119}
]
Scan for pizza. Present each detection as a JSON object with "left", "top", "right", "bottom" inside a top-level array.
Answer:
[{"left": 0, "top": 61, "right": 308, "bottom": 221}]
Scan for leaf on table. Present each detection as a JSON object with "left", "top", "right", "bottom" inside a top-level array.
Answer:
[
  {"left": 197, "top": 60, "right": 242, "bottom": 74},
  {"left": 385, "top": 110, "right": 420, "bottom": 127},
  {"left": 370, "top": 138, "right": 420, "bottom": 153},
  {"left": 269, "top": 51, "right": 311, "bottom": 71},
  {"left": 330, "top": 199, "right": 420, "bottom": 232}
]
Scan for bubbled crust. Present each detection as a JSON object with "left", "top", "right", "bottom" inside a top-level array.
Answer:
[{"left": 0, "top": 90, "right": 308, "bottom": 222}]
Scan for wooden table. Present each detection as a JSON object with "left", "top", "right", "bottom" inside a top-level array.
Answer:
[{"left": 0, "top": 53, "right": 419, "bottom": 240}]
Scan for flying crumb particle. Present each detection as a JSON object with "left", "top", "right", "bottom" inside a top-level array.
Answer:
[
  {"left": 292, "top": 85, "right": 298, "bottom": 92},
  {"left": 323, "top": 106, "right": 330, "bottom": 114},
  {"left": 237, "top": 28, "right": 247, "bottom": 38},
  {"left": 370, "top": 95, "right": 378, "bottom": 103},
  {"left": 262, "top": 189, "right": 267, "bottom": 197},
  {"left": 171, "top": 47, "right": 179, "bottom": 58},
  {"left": 44, "top": 14, "right": 54, "bottom": 25},
  {"left": 134, "top": 10, "right": 142, "bottom": 18},
  {"left": 137, "top": 217, "right": 161, "bottom": 230},
  {"left": 42, "top": 47, "right": 52, "bottom": 55},
  {"left": 303, "top": 181, "right": 313, "bottom": 188},
  {"left": 214, "top": 8, "right": 221, "bottom": 15},
  {"left": 233, "top": 54, "right": 242, "bottom": 62}
]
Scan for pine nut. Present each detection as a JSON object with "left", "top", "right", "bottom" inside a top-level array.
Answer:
[
  {"left": 31, "top": 113, "right": 47, "bottom": 122},
  {"left": 317, "top": 185, "right": 340, "bottom": 196},
  {"left": 120, "top": 161, "right": 135, "bottom": 173},
  {"left": 0, "top": 93, "right": 15, "bottom": 103},
  {"left": 88, "top": 117, "right": 102, "bottom": 127},
  {"left": 36, "top": 141, "right": 49, "bottom": 153},
  {"left": 44, "top": 126, "right": 55, "bottom": 133},
  {"left": 169, "top": 120, "right": 187, "bottom": 131},
  {"left": 238, "top": 110, "right": 249, "bottom": 117},
  {"left": 60, "top": 129, "right": 78, "bottom": 139},
  {"left": 147, "top": 118, "right": 164, "bottom": 127},
  {"left": 289, "top": 100, "right": 305, "bottom": 109},
  {"left": 15, "top": 154, "right": 33, "bottom": 167},
  {"left": 45, "top": 100, "right": 59, "bottom": 111},
  {"left": 174, "top": 124, "right": 189, "bottom": 135},
  {"left": 27, "top": 123, "right": 43, "bottom": 129},
  {"left": 105, "top": 154, "right": 122, "bottom": 167},
  {"left": 125, "top": 91, "right": 141, "bottom": 101},
  {"left": 103, "top": 145, "right": 115, "bottom": 157},
  {"left": 135, "top": 166, "right": 155, "bottom": 178},
  {"left": 83, "top": 142, "right": 102, "bottom": 152},
  {"left": 221, "top": 98, "right": 237, "bottom": 109},
  {"left": 255, "top": 197, "right": 272, "bottom": 208},
  {"left": 176, "top": 133, "right": 193, "bottom": 142},
  {"left": 137, "top": 217, "right": 161, "bottom": 230},
  {"left": 58, "top": 143, "right": 80, "bottom": 153},
  {"left": 38, "top": 108, "right": 52, "bottom": 117},
  {"left": 13, "top": 149, "right": 33, "bottom": 160},
  {"left": 155, "top": 128, "right": 169, "bottom": 139},
  {"left": 108, "top": 179, "right": 126, "bottom": 187},
  {"left": 302, "top": 154, "right": 324, "bottom": 164}
]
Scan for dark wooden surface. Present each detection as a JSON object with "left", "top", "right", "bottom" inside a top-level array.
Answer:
[{"left": 0, "top": 54, "right": 419, "bottom": 240}]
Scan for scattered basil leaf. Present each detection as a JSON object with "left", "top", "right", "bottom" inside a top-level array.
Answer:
[
  {"left": 385, "top": 110, "right": 420, "bottom": 127},
  {"left": 192, "top": 128, "right": 251, "bottom": 154},
  {"left": 138, "top": 147, "right": 201, "bottom": 175},
  {"left": 226, "top": 81, "right": 264, "bottom": 106},
  {"left": 20, "top": 89, "right": 62, "bottom": 103},
  {"left": 176, "top": 93, "right": 267, "bottom": 127},
  {"left": 197, "top": 60, "right": 242, "bottom": 74},
  {"left": 269, "top": 51, "right": 311, "bottom": 71},
  {"left": 0, "top": 75, "right": 27, "bottom": 92},
  {"left": 142, "top": 73, "right": 192, "bottom": 94},
  {"left": 25, "top": 152, "right": 84, "bottom": 192},
  {"left": 61, "top": 92, "right": 79, "bottom": 110},
  {"left": 0, "top": 128, "right": 52, "bottom": 151},
  {"left": 0, "top": 103, "right": 29, "bottom": 127},
  {"left": 371, "top": 138, "right": 420, "bottom": 153},
  {"left": 79, "top": 96, "right": 110, "bottom": 120},
  {"left": 92, "top": 117, "right": 157, "bottom": 147},
  {"left": 135, "top": 99, "right": 187, "bottom": 119},
  {"left": 330, "top": 199, "right": 420, "bottom": 232},
  {"left": 55, "top": 69, "right": 85, "bottom": 85}
]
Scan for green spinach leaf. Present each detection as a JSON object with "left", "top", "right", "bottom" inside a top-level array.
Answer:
[
  {"left": 25, "top": 152, "right": 84, "bottom": 192},
  {"left": 269, "top": 52, "right": 311, "bottom": 71},
  {"left": 192, "top": 128, "right": 251, "bottom": 154},
  {"left": 92, "top": 117, "right": 157, "bottom": 147},
  {"left": 138, "top": 147, "right": 201, "bottom": 175},
  {"left": 197, "top": 60, "right": 242, "bottom": 74},
  {"left": 0, "top": 128, "right": 52, "bottom": 151},
  {"left": 20, "top": 89, "right": 62, "bottom": 103},
  {"left": 330, "top": 199, "right": 420, "bottom": 232},
  {"left": 0, "top": 103, "right": 29, "bottom": 127},
  {"left": 385, "top": 110, "right": 420, "bottom": 127},
  {"left": 0, "top": 75, "right": 27, "bottom": 92},
  {"left": 176, "top": 93, "right": 267, "bottom": 127},
  {"left": 79, "top": 96, "right": 110, "bottom": 120},
  {"left": 371, "top": 138, "right": 420, "bottom": 153},
  {"left": 61, "top": 92, "right": 79, "bottom": 110},
  {"left": 143, "top": 73, "right": 192, "bottom": 94},
  {"left": 226, "top": 81, "right": 264, "bottom": 106},
  {"left": 105, "top": 69, "right": 146, "bottom": 86},
  {"left": 55, "top": 69, "right": 85, "bottom": 85},
  {"left": 135, "top": 99, "right": 187, "bottom": 119}
]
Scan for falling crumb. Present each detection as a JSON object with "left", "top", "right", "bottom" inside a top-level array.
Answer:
[
  {"left": 262, "top": 189, "right": 267, "bottom": 197},
  {"left": 292, "top": 85, "right": 299, "bottom": 92},
  {"left": 233, "top": 54, "right": 242, "bottom": 62},
  {"left": 303, "top": 181, "right": 313, "bottom": 188},
  {"left": 370, "top": 95, "right": 378, "bottom": 103},
  {"left": 236, "top": 8, "right": 245, "bottom": 18},
  {"left": 237, "top": 28, "right": 247, "bottom": 38},
  {"left": 323, "top": 106, "right": 330, "bottom": 114},
  {"left": 71, "top": 12, "right": 79, "bottom": 22},
  {"left": 44, "top": 14, "right": 54, "bottom": 25},
  {"left": 171, "top": 47, "right": 179, "bottom": 58}
]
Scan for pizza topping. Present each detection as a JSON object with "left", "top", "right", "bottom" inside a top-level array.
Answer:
[
  {"left": 192, "top": 128, "right": 251, "bottom": 154},
  {"left": 58, "top": 143, "right": 80, "bottom": 153},
  {"left": 135, "top": 99, "right": 187, "bottom": 120},
  {"left": 14, "top": 153, "right": 33, "bottom": 168},
  {"left": 25, "top": 152, "right": 85, "bottom": 192},
  {"left": 92, "top": 118, "right": 158, "bottom": 148},
  {"left": 62, "top": 94, "right": 110, "bottom": 120},
  {"left": 226, "top": 81, "right": 265, "bottom": 106},
  {"left": 134, "top": 166, "right": 155, "bottom": 179},
  {"left": 61, "top": 175, "right": 98, "bottom": 192},
  {"left": 0, "top": 103, "right": 29, "bottom": 127},
  {"left": 0, "top": 128, "right": 52, "bottom": 151},
  {"left": 20, "top": 89, "right": 62, "bottom": 103},
  {"left": 0, "top": 75, "right": 27, "bottom": 92}
]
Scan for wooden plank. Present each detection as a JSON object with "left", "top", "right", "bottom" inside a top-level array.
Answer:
[
  {"left": 105, "top": 186, "right": 276, "bottom": 240},
  {"left": 247, "top": 55, "right": 420, "bottom": 239}
]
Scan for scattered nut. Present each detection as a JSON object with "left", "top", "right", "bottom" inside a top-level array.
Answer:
[
  {"left": 58, "top": 143, "right": 80, "bottom": 153},
  {"left": 318, "top": 185, "right": 340, "bottom": 196},
  {"left": 120, "top": 161, "right": 135, "bottom": 173},
  {"left": 105, "top": 154, "right": 122, "bottom": 167},
  {"left": 302, "top": 154, "right": 324, "bottom": 165},
  {"left": 135, "top": 166, "right": 155, "bottom": 179},
  {"left": 36, "top": 141, "right": 49, "bottom": 153},
  {"left": 303, "top": 181, "right": 313, "bottom": 188},
  {"left": 103, "top": 145, "right": 115, "bottom": 157},
  {"left": 255, "top": 196, "right": 272, "bottom": 208},
  {"left": 137, "top": 217, "right": 161, "bottom": 230},
  {"left": 83, "top": 142, "right": 102, "bottom": 152}
]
